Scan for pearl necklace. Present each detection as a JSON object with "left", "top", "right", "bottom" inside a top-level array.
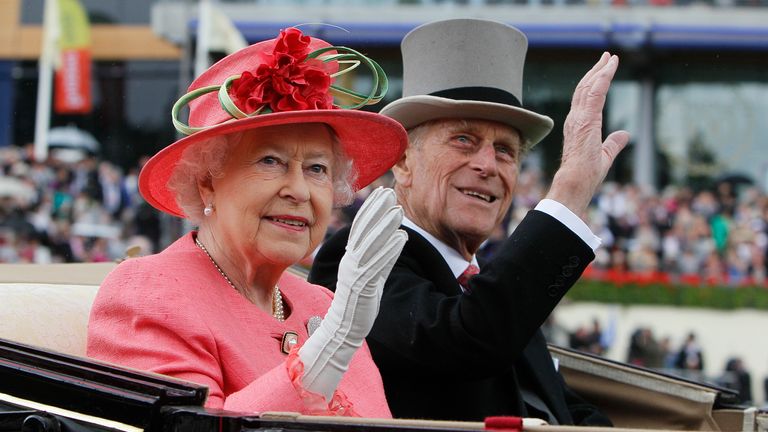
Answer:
[{"left": 195, "top": 237, "right": 285, "bottom": 322}]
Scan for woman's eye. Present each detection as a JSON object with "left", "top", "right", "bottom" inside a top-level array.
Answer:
[
  {"left": 308, "top": 164, "right": 328, "bottom": 174},
  {"left": 260, "top": 156, "right": 279, "bottom": 165}
]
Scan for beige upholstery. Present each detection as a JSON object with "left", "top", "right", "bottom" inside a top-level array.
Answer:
[{"left": 0, "top": 263, "right": 115, "bottom": 357}]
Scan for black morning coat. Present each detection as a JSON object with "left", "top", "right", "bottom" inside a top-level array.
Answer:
[{"left": 308, "top": 210, "right": 612, "bottom": 425}]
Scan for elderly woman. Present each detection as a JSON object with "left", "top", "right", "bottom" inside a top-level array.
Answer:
[{"left": 87, "top": 28, "right": 408, "bottom": 417}]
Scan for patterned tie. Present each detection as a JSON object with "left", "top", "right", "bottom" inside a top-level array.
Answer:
[{"left": 457, "top": 264, "right": 480, "bottom": 293}]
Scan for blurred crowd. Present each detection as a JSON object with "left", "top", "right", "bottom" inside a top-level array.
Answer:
[
  {"left": 0, "top": 145, "right": 161, "bottom": 264},
  {"left": 505, "top": 168, "right": 768, "bottom": 288},
  {"left": 3, "top": 147, "right": 768, "bottom": 291},
  {"left": 584, "top": 178, "right": 768, "bottom": 288}
]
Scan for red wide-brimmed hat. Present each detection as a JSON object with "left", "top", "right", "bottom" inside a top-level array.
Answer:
[{"left": 139, "top": 28, "right": 408, "bottom": 218}]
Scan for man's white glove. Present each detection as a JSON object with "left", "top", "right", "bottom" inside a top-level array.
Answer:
[{"left": 299, "top": 187, "right": 407, "bottom": 401}]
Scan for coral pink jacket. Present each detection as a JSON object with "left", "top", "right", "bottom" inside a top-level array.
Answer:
[{"left": 87, "top": 233, "right": 391, "bottom": 417}]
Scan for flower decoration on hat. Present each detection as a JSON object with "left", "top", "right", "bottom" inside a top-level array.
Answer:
[
  {"left": 230, "top": 28, "right": 333, "bottom": 113},
  {"left": 172, "top": 27, "right": 389, "bottom": 136}
]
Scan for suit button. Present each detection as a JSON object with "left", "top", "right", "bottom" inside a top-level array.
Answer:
[{"left": 547, "top": 285, "right": 559, "bottom": 297}]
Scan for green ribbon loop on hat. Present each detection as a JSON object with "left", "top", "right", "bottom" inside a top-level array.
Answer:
[
  {"left": 218, "top": 75, "right": 270, "bottom": 119},
  {"left": 307, "top": 45, "right": 388, "bottom": 109},
  {"left": 171, "top": 44, "right": 389, "bottom": 136},
  {"left": 171, "top": 84, "right": 220, "bottom": 136}
]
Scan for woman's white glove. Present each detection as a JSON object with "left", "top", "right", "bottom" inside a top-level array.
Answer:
[{"left": 299, "top": 187, "right": 407, "bottom": 401}]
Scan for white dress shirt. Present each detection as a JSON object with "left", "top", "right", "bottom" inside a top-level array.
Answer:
[{"left": 401, "top": 217, "right": 480, "bottom": 281}]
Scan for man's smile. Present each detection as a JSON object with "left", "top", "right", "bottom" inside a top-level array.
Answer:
[{"left": 459, "top": 188, "right": 497, "bottom": 203}]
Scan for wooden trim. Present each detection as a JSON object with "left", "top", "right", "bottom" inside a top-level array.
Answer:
[
  {"left": 0, "top": 0, "right": 21, "bottom": 59},
  {"left": 0, "top": 0, "right": 20, "bottom": 29},
  {"left": 1, "top": 25, "right": 181, "bottom": 61}
]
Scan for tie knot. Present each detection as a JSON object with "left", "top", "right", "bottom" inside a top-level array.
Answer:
[{"left": 457, "top": 264, "right": 480, "bottom": 292}]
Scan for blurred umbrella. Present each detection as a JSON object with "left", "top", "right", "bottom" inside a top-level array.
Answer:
[
  {"left": 48, "top": 125, "right": 99, "bottom": 152},
  {"left": 71, "top": 222, "right": 121, "bottom": 239},
  {"left": 715, "top": 172, "right": 754, "bottom": 186},
  {"left": 0, "top": 177, "right": 36, "bottom": 201}
]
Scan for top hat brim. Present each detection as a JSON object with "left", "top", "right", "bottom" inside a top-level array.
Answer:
[
  {"left": 379, "top": 95, "right": 554, "bottom": 150},
  {"left": 138, "top": 110, "right": 408, "bottom": 219}
]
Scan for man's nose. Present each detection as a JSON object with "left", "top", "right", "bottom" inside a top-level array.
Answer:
[
  {"left": 279, "top": 164, "right": 311, "bottom": 203},
  {"left": 469, "top": 144, "right": 499, "bottom": 177}
]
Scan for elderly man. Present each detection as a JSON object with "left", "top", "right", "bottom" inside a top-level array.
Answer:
[{"left": 309, "top": 18, "right": 628, "bottom": 424}]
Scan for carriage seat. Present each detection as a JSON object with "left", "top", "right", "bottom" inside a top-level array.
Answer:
[{"left": 0, "top": 263, "right": 115, "bottom": 357}]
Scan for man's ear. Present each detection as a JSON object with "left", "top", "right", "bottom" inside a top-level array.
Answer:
[{"left": 392, "top": 149, "right": 413, "bottom": 188}]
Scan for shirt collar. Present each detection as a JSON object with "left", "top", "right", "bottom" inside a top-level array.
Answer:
[{"left": 402, "top": 216, "right": 479, "bottom": 279}]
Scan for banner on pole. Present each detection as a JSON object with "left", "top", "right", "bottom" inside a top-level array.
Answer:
[{"left": 54, "top": 0, "right": 91, "bottom": 114}]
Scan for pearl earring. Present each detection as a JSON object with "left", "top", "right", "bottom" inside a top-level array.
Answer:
[{"left": 203, "top": 205, "right": 213, "bottom": 216}]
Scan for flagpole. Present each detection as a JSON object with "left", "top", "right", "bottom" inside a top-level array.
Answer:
[
  {"left": 194, "top": 0, "right": 213, "bottom": 79},
  {"left": 33, "top": 0, "right": 59, "bottom": 162}
]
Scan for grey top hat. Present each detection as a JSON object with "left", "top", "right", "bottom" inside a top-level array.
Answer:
[{"left": 380, "top": 18, "right": 554, "bottom": 149}]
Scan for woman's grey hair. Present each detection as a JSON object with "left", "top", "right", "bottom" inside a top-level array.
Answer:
[{"left": 168, "top": 126, "right": 356, "bottom": 225}]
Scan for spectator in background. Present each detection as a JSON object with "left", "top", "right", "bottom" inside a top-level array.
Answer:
[
  {"left": 589, "top": 318, "right": 605, "bottom": 355},
  {"left": 569, "top": 318, "right": 605, "bottom": 356},
  {"left": 675, "top": 332, "right": 705, "bottom": 377},
  {"left": 626, "top": 327, "right": 665, "bottom": 368},
  {"left": 764, "top": 372, "right": 768, "bottom": 410},
  {"left": 659, "top": 336, "right": 676, "bottom": 369},
  {"left": 721, "top": 357, "right": 753, "bottom": 405},
  {"left": 569, "top": 326, "right": 594, "bottom": 353},
  {"left": 710, "top": 208, "right": 731, "bottom": 256}
]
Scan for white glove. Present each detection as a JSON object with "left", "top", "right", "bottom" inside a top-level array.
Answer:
[{"left": 299, "top": 187, "right": 407, "bottom": 401}]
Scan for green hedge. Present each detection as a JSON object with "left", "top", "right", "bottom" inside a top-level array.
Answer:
[{"left": 567, "top": 279, "right": 768, "bottom": 310}]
